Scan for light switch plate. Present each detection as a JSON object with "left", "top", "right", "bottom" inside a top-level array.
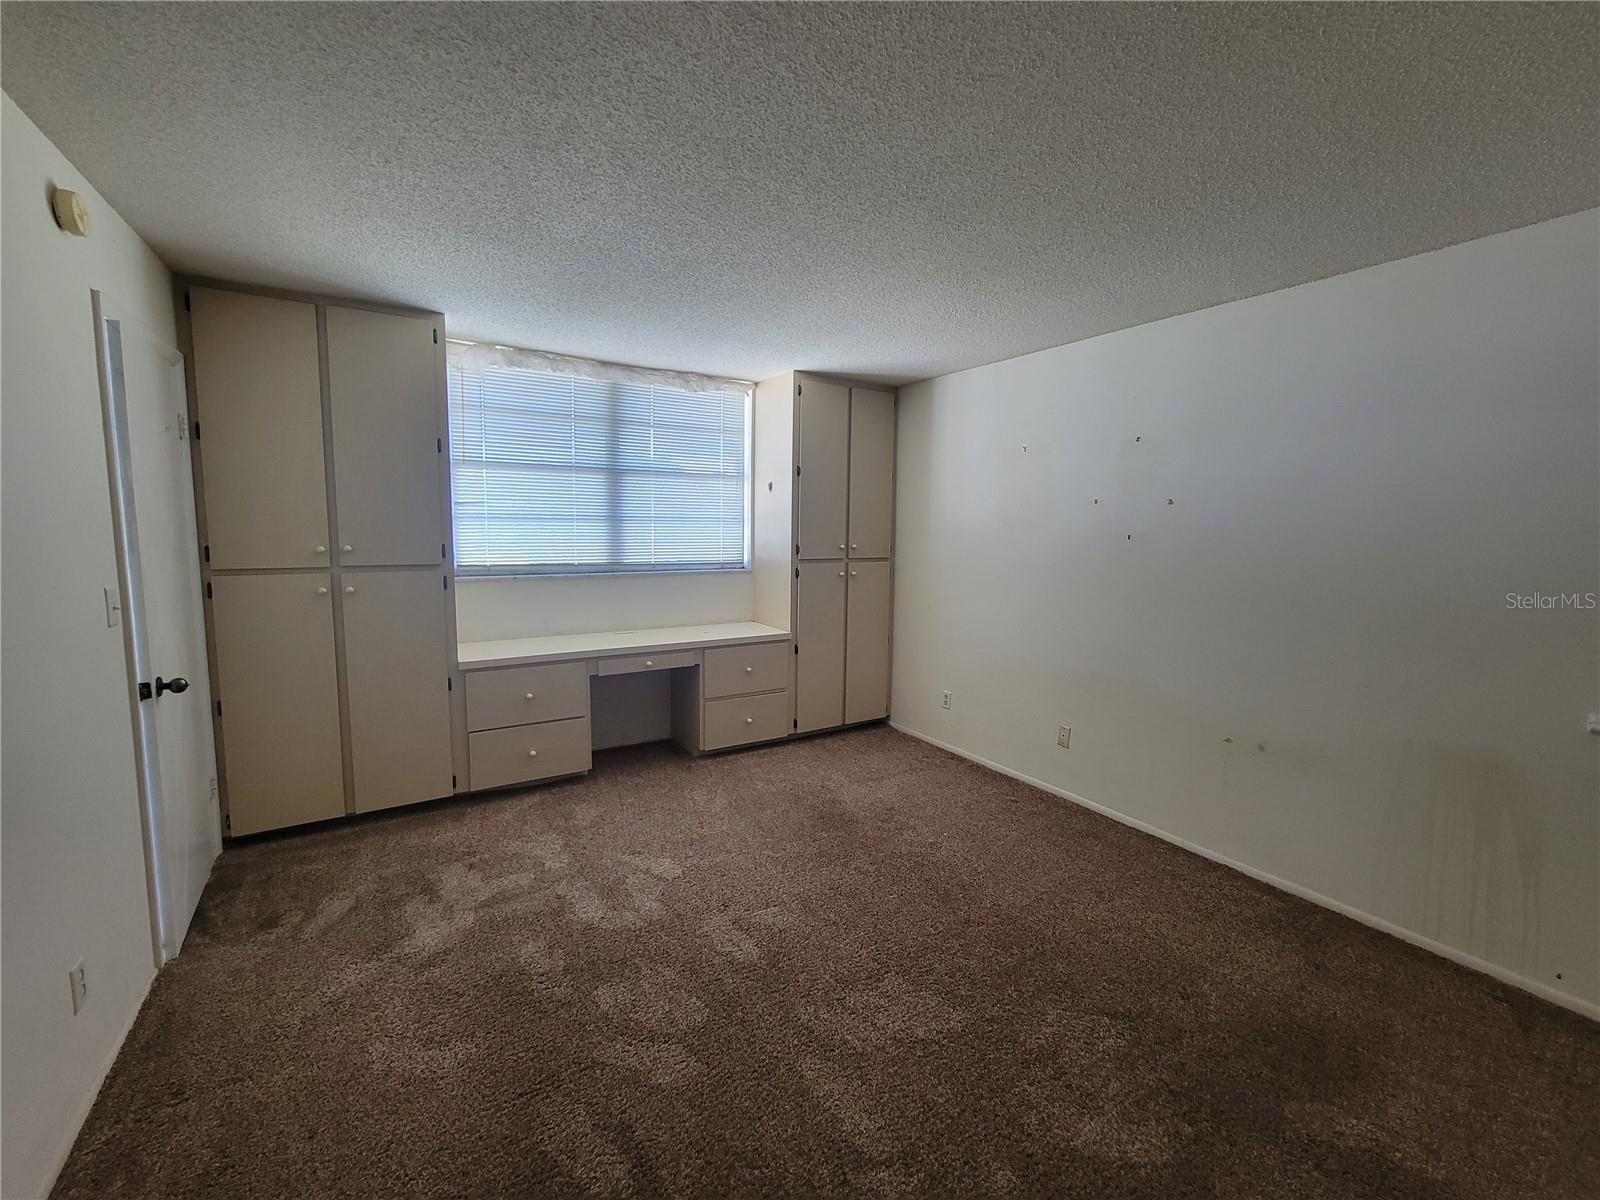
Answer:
[{"left": 68, "top": 959, "right": 87, "bottom": 1014}]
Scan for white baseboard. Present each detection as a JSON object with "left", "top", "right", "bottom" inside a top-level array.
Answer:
[{"left": 890, "top": 721, "right": 1600, "bottom": 1022}]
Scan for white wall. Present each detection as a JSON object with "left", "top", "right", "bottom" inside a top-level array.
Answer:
[
  {"left": 454, "top": 570, "right": 753, "bottom": 643},
  {"left": 892, "top": 210, "right": 1600, "bottom": 1013},
  {"left": 1, "top": 94, "right": 175, "bottom": 1196}
]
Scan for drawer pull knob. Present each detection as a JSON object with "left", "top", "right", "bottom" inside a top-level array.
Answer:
[
  {"left": 525, "top": 692, "right": 535, "bottom": 700},
  {"left": 316, "top": 586, "right": 329, "bottom": 595},
  {"left": 850, "top": 570, "right": 858, "bottom": 577},
  {"left": 745, "top": 716, "right": 754, "bottom": 724},
  {"left": 315, "top": 545, "right": 327, "bottom": 554},
  {"left": 645, "top": 660, "right": 654, "bottom": 667},
  {"left": 528, "top": 749, "right": 539, "bottom": 757},
  {"left": 851, "top": 543, "right": 857, "bottom": 549},
  {"left": 744, "top": 665, "right": 753, "bottom": 672},
  {"left": 344, "top": 585, "right": 356, "bottom": 594},
  {"left": 838, "top": 570, "right": 845, "bottom": 577},
  {"left": 342, "top": 544, "right": 353, "bottom": 553},
  {"left": 838, "top": 543, "right": 845, "bottom": 551}
]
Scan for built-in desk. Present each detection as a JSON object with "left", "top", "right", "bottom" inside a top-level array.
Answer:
[{"left": 456, "top": 622, "right": 793, "bottom": 791}]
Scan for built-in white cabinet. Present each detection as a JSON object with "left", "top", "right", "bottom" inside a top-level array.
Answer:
[
  {"left": 775, "top": 370, "right": 895, "bottom": 734},
  {"left": 185, "top": 282, "right": 457, "bottom": 835},
  {"left": 795, "top": 561, "right": 847, "bottom": 732},
  {"left": 326, "top": 306, "right": 447, "bottom": 568},
  {"left": 188, "top": 289, "right": 329, "bottom": 570},
  {"left": 342, "top": 568, "right": 454, "bottom": 813},
  {"left": 207, "top": 574, "right": 344, "bottom": 835},
  {"left": 796, "top": 377, "right": 851, "bottom": 560},
  {"left": 844, "top": 559, "right": 892, "bottom": 723}
]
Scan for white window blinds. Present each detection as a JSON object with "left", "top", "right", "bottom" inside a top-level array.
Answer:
[{"left": 447, "top": 346, "right": 750, "bottom": 574}]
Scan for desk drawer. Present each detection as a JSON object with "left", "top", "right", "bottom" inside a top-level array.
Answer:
[
  {"left": 703, "top": 689, "right": 791, "bottom": 751},
  {"left": 469, "top": 717, "right": 591, "bottom": 790},
  {"left": 465, "top": 661, "right": 588, "bottom": 731},
  {"left": 703, "top": 641, "right": 791, "bottom": 698},
  {"left": 596, "top": 650, "right": 697, "bottom": 676}
]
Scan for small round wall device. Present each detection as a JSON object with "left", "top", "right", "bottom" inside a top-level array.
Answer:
[{"left": 50, "top": 186, "right": 90, "bottom": 236}]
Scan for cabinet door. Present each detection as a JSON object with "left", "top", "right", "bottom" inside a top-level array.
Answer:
[
  {"left": 795, "top": 376, "right": 849, "bottom": 560},
  {"left": 189, "top": 289, "right": 328, "bottom": 570},
  {"left": 847, "top": 387, "right": 895, "bottom": 559},
  {"left": 844, "top": 560, "right": 892, "bottom": 724},
  {"left": 326, "top": 306, "right": 445, "bottom": 567},
  {"left": 795, "top": 561, "right": 846, "bottom": 732},
  {"left": 210, "top": 574, "right": 344, "bottom": 834},
  {"left": 342, "top": 569, "right": 454, "bottom": 813}
]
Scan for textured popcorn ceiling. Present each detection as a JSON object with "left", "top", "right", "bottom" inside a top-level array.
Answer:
[{"left": 2, "top": 2, "right": 1595, "bottom": 384}]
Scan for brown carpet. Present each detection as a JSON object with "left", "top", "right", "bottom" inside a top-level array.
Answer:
[{"left": 52, "top": 727, "right": 1599, "bottom": 1199}]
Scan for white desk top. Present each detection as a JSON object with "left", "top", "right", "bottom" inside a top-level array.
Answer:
[{"left": 458, "top": 621, "right": 790, "bottom": 670}]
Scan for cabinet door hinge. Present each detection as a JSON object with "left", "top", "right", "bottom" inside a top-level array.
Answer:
[
  {"left": 795, "top": 465, "right": 801, "bottom": 477},
  {"left": 223, "top": 812, "right": 231, "bottom": 836},
  {"left": 794, "top": 643, "right": 799, "bottom": 655},
  {"left": 441, "top": 542, "right": 447, "bottom": 560},
  {"left": 447, "top": 677, "right": 453, "bottom": 692},
  {"left": 443, "top": 575, "right": 449, "bottom": 590},
  {"left": 793, "top": 718, "right": 799, "bottom": 729},
  {"left": 215, "top": 699, "right": 223, "bottom": 717},
  {"left": 452, "top": 774, "right": 458, "bottom": 790},
  {"left": 205, "top": 581, "right": 213, "bottom": 600},
  {"left": 433, "top": 328, "right": 439, "bottom": 344},
  {"left": 203, "top": 544, "right": 210, "bottom": 563},
  {"left": 437, "top": 437, "right": 443, "bottom": 453},
  {"left": 192, "top": 420, "right": 201, "bottom": 440},
  {"left": 183, "top": 291, "right": 191, "bottom": 312}
]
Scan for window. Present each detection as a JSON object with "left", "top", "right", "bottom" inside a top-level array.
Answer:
[{"left": 447, "top": 347, "right": 750, "bottom": 574}]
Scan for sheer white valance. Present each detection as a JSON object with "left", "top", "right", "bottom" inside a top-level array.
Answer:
[{"left": 448, "top": 340, "right": 753, "bottom": 401}]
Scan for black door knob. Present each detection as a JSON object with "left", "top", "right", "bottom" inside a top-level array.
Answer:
[{"left": 155, "top": 676, "right": 189, "bottom": 697}]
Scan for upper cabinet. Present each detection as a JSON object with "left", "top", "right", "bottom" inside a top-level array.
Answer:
[
  {"left": 326, "top": 306, "right": 446, "bottom": 567},
  {"left": 847, "top": 386, "right": 895, "bottom": 558},
  {"left": 189, "top": 289, "right": 328, "bottom": 570},
  {"left": 795, "top": 376, "right": 850, "bottom": 559}
]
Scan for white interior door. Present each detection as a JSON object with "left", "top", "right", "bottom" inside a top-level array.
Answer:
[{"left": 100, "top": 297, "right": 220, "bottom": 960}]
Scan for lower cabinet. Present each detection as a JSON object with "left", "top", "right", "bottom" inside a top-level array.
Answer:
[
  {"left": 209, "top": 573, "right": 345, "bottom": 835},
  {"left": 795, "top": 561, "right": 846, "bottom": 732},
  {"left": 844, "top": 560, "right": 892, "bottom": 723},
  {"left": 342, "top": 569, "right": 454, "bottom": 813}
]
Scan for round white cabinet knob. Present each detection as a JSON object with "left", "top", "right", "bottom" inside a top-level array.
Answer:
[
  {"left": 525, "top": 692, "right": 535, "bottom": 700},
  {"left": 850, "top": 570, "right": 858, "bottom": 577},
  {"left": 527, "top": 749, "right": 539, "bottom": 757},
  {"left": 744, "top": 665, "right": 753, "bottom": 673},
  {"left": 344, "top": 585, "right": 355, "bottom": 594},
  {"left": 745, "top": 716, "right": 754, "bottom": 724},
  {"left": 342, "top": 544, "right": 353, "bottom": 553},
  {"left": 645, "top": 660, "right": 654, "bottom": 667},
  {"left": 316, "top": 586, "right": 328, "bottom": 595},
  {"left": 315, "top": 545, "right": 327, "bottom": 554},
  {"left": 838, "top": 544, "right": 845, "bottom": 551},
  {"left": 837, "top": 570, "right": 845, "bottom": 577},
  {"left": 851, "top": 543, "right": 857, "bottom": 549}
]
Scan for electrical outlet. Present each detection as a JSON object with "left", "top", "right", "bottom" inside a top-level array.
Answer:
[
  {"left": 1057, "top": 726, "right": 1071, "bottom": 749},
  {"left": 942, "top": 690, "right": 952, "bottom": 710},
  {"left": 68, "top": 959, "right": 87, "bottom": 1014}
]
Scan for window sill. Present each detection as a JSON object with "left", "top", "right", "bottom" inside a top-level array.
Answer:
[{"left": 455, "top": 567, "right": 752, "bottom": 583}]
